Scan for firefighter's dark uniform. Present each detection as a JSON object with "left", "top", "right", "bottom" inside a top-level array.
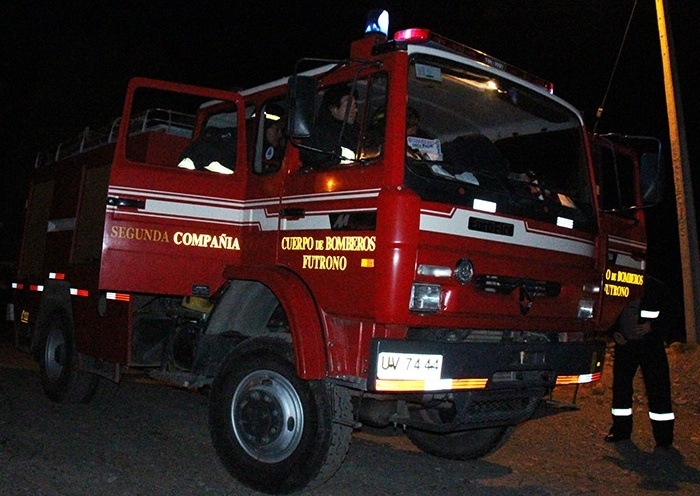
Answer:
[{"left": 605, "top": 276, "right": 676, "bottom": 448}]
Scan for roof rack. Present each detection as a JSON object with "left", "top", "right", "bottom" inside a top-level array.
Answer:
[{"left": 35, "top": 108, "right": 195, "bottom": 167}]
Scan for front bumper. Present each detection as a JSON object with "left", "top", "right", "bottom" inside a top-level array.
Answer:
[
  {"left": 366, "top": 338, "right": 605, "bottom": 429},
  {"left": 367, "top": 339, "right": 605, "bottom": 393}
]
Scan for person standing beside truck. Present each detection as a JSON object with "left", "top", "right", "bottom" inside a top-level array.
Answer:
[{"left": 605, "top": 275, "right": 677, "bottom": 449}]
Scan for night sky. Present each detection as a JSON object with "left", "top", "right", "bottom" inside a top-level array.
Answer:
[{"left": 1, "top": 1, "right": 698, "bottom": 295}]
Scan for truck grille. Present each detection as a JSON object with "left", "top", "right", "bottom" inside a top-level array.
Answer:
[
  {"left": 475, "top": 275, "right": 560, "bottom": 297},
  {"left": 406, "top": 328, "right": 552, "bottom": 344}
]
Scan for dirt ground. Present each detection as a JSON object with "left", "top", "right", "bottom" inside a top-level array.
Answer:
[{"left": 1, "top": 330, "right": 699, "bottom": 495}]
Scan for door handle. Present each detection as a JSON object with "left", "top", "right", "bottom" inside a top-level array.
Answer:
[
  {"left": 107, "top": 196, "right": 146, "bottom": 209},
  {"left": 279, "top": 207, "right": 305, "bottom": 219}
]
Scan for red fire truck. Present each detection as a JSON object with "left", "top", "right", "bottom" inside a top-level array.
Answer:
[{"left": 10, "top": 11, "right": 662, "bottom": 494}]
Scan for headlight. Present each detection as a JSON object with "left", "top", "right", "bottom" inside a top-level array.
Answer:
[
  {"left": 417, "top": 264, "right": 452, "bottom": 278},
  {"left": 410, "top": 283, "right": 442, "bottom": 312}
]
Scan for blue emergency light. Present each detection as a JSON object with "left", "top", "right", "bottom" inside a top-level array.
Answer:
[{"left": 365, "top": 9, "right": 389, "bottom": 37}]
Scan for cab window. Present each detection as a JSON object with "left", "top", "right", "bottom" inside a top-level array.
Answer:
[
  {"left": 253, "top": 100, "right": 287, "bottom": 175},
  {"left": 300, "top": 73, "right": 387, "bottom": 170},
  {"left": 593, "top": 139, "right": 638, "bottom": 219},
  {"left": 125, "top": 86, "right": 247, "bottom": 173},
  {"left": 177, "top": 104, "right": 254, "bottom": 175}
]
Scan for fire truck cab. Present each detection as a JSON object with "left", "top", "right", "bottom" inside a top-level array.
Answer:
[{"left": 11, "top": 11, "right": 663, "bottom": 494}]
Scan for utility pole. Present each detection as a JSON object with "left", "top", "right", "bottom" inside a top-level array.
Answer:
[{"left": 655, "top": 0, "right": 700, "bottom": 344}]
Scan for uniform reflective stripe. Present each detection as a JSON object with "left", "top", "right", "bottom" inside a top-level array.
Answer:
[
  {"left": 640, "top": 309, "right": 660, "bottom": 319},
  {"left": 611, "top": 408, "right": 633, "bottom": 417},
  {"left": 649, "top": 411, "right": 675, "bottom": 421}
]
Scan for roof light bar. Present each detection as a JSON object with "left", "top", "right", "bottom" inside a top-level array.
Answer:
[
  {"left": 394, "top": 28, "right": 554, "bottom": 93},
  {"left": 394, "top": 28, "right": 430, "bottom": 42}
]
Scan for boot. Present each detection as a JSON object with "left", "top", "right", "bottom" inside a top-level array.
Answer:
[
  {"left": 652, "top": 419, "right": 674, "bottom": 448},
  {"left": 605, "top": 415, "right": 632, "bottom": 443}
]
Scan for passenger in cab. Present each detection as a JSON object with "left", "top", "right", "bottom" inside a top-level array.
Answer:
[
  {"left": 178, "top": 126, "right": 236, "bottom": 175},
  {"left": 405, "top": 106, "right": 440, "bottom": 160},
  {"left": 259, "top": 104, "right": 286, "bottom": 172}
]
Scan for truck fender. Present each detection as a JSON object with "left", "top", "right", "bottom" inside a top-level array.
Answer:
[{"left": 219, "top": 265, "right": 327, "bottom": 380}]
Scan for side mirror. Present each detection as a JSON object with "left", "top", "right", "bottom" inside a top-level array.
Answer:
[
  {"left": 287, "top": 75, "right": 317, "bottom": 139},
  {"left": 640, "top": 151, "right": 664, "bottom": 206}
]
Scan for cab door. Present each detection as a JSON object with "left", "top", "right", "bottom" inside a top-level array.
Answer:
[
  {"left": 100, "top": 78, "right": 248, "bottom": 297},
  {"left": 592, "top": 136, "right": 648, "bottom": 329},
  {"left": 277, "top": 75, "right": 388, "bottom": 318}
]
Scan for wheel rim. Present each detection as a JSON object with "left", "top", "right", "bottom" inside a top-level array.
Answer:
[
  {"left": 231, "top": 369, "right": 304, "bottom": 463},
  {"left": 44, "top": 324, "right": 66, "bottom": 382}
]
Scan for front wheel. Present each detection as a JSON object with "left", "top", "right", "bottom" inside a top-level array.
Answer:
[{"left": 208, "top": 337, "right": 352, "bottom": 494}]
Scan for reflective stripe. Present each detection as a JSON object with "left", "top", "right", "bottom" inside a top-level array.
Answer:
[
  {"left": 611, "top": 408, "right": 633, "bottom": 417},
  {"left": 106, "top": 292, "right": 131, "bottom": 302},
  {"left": 374, "top": 377, "right": 488, "bottom": 392},
  {"left": 640, "top": 309, "right": 660, "bottom": 319},
  {"left": 420, "top": 209, "right": 595, "bottom": 257},
  {"left": 556, "top": 372, "right": 602, "bottom": 385},
  {"left": 649, "top": 411, "right": 675, "bottom": 421}
]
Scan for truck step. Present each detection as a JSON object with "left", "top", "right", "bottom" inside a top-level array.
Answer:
[{"left": 147, "top": 370, "right": 210, "bottom": 389}]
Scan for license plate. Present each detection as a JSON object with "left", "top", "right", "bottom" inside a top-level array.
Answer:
[{"left": 376, "top": 352, "right": 443, "bottom": 380}]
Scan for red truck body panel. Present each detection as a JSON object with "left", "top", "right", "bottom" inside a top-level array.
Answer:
[{"left": 12, "top": 27, "right": 648, "bottom": 390}]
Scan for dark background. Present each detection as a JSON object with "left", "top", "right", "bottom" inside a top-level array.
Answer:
[{"left": 1, "top": 1, "right": 697, "bottom": 337}]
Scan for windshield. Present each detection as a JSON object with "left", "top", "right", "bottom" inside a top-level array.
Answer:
[{"left": 403, "top": 56, "right": 595, "bottom": 232}]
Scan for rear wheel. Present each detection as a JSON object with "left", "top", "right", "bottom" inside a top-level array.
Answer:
[
  {"left": 208, "top": 337, "right": 352, "bottom": 494},
  {"left": 405, "top": 406, "right": 513, "bottom": 460},
  {"left": 38, "top": 310, "right": 99, "bottom": 403}
]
